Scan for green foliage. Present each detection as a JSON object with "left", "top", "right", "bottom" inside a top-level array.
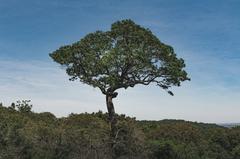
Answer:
[
  {"left": 49, "top": 19, "right": 190, "bottom": 158},
  {"left": 16, "top": 100, "right": 32, "bottom": 113},
  {"left": 50, "top": 19, "right": 189, "bottom": 95},
  {"left": 139, "top": 120, "right": 240, "bottom": 159},
  {"left": 0, "top": 105, "right": 240, "bottom": 159},
  {"left": 148, "top": 140, "right": 178, "bottom": 159},
  {"left": 232, "top": 145, "right": 240, "bottom": 159}
]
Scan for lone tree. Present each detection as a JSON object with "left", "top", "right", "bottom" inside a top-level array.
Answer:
[{"left": 50, "top": 19, "right": 189, "bottom": 139}]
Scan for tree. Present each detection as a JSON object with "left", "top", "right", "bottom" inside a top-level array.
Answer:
[
  {"left": 16, "top": 100, "right": 32, "bottom": 113},
  {"left": 49, "top": 19, "right": 189, "bottom": 148}
]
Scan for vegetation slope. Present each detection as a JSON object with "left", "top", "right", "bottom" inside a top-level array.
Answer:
[{"left": 0, "top": 102, "right": 239, "bottom": 159}]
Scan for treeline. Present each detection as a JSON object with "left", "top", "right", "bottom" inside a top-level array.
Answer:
[{"left": 0, "top": 101, "right": 240, "bottom": 159}]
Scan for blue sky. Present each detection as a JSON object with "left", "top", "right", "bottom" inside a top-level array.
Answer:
[{"left": 0, "top": 0, "right": 240, "bottom": 123}]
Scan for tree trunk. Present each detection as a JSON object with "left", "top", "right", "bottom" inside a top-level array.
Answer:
[
  {"left": 106, "top": 94, "right": 117, "bottom": 137},
  {"left": 106, "top": 94, "right": 117, "bottom": 158}
]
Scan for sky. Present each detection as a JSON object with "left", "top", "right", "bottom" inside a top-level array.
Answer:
[{"left": 0, "top": 0, "right": 240, "bottom": 123}]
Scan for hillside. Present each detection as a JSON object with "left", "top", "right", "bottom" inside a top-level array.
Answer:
[
  {"left": 0, "top": 104, "right": 240, "bottom": 159},
  {"left": 220, "top": 123, "right": 240, "bottom": 128}
]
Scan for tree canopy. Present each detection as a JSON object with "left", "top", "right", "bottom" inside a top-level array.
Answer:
[
  {"left": 50, "top": 20, "right": 190, "bottom": 157},
  {"left": 50, "top": 19, "right": 189, "bottom": 96}
]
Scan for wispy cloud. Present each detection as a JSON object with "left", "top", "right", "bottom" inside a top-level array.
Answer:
[
  {"left": 0, "top": 59, "right": 239, "bottom": 123},
  {"left": 0, "top": 59, "right": 105, "bottom": 114}
]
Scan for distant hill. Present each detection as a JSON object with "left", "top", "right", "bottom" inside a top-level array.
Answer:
[{"left": 219, "top": 123, "right": 240, "bottom": 128}]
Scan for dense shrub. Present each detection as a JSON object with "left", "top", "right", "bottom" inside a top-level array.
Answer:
[{"left": 0, "top": 105, "right": 239, "bottom": 159}]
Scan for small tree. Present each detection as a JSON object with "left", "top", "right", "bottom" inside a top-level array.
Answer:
[
  {"left": 50, "top": 19, "right": 189, "bottom": 145},
  {"left": 10, "top": 102, "right": 16, "bottom": 110},
  {"left": 16, "top": 100, "right": 32, "bottom": 113}
]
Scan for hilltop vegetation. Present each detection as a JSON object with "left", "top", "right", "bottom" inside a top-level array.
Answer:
[{"left": 0, "top": 102, "right": 240, "bottom": 159}]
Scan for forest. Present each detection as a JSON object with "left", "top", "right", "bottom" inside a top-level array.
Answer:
[{"left": 0, "top": 101, "right": 239, "bottom": 159}]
